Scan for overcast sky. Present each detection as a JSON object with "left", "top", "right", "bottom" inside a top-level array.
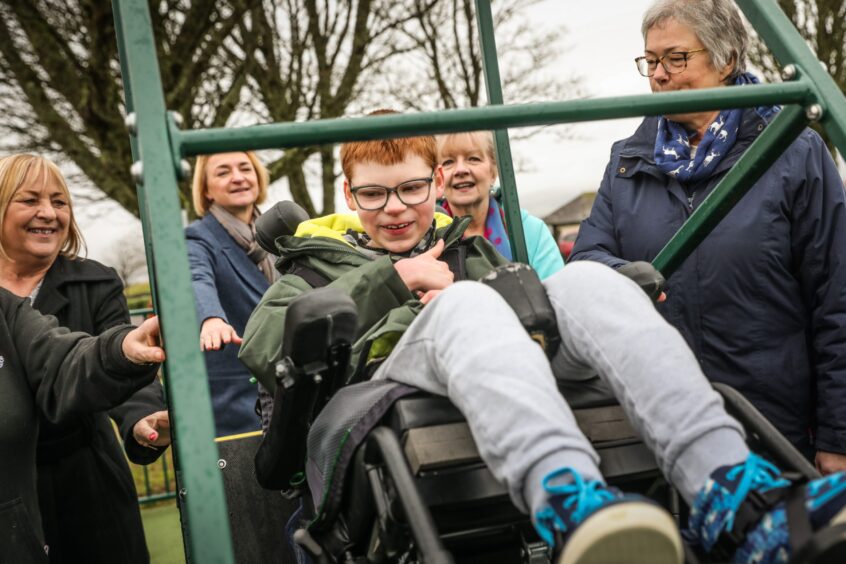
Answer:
[{"left": 77, "top": 0, "right": 656, "bottom": 260}]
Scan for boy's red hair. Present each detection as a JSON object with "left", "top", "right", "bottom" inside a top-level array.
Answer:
[{"left": 340, "top": 110, "right": 437, "bottom": 179}]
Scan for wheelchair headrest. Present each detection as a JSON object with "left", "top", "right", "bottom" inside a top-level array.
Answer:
[{"left": 256, "top": 201, "right": 310, "bottom": 254}]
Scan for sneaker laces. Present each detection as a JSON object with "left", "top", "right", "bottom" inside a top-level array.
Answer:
[
  {"left": 534, "top": 468, "right": 615, "bottom": 545},
  {"left": 722, "top": 453, "right": 790, "bottom": 531}
]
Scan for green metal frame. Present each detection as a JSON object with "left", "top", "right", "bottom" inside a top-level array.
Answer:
[
  {"left": 111, "top": 0, "right": 846, "bottom": 560},
  {"left": 112, "top": 2, "right": 232, "bottom": 562}
]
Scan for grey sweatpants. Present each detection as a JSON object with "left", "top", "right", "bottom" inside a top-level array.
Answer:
[{"left": 373, "top": 261, "right": 749, "bottom": 516}]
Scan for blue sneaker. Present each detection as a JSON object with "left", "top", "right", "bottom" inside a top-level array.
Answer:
[
  {"left": 688, "top": 453, "right": 846, "bottom": 563},
  {"left": 534, "top": 468, "right": 683, "bottom": 564}
]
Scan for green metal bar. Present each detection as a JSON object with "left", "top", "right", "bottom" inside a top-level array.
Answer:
[
  {"left": 112, "top": 2, "right": 159, "bottom": 308},
  {"left": 142, "top": 464, "right": 152, "bottom": 497},
  {"left": 474, "top": 0, "right": 528, "bottom": 264},
  {"left": 736, "top": 0, "right": 846, "bottom": 156},
  {"left": 652, "top": 104, "right": 808, "bottom": 277},
  {"left": 112, "top": 1, "right": 233, "bottom": 562},
  {"left": 138, "top": 492, "right": 179, "bottom": 505},
  {"left": 175, "top": 81, "right": 813, "bottom": 157},
  {"left": 163, "top": 452, "right": 171, "bottom": 493}
]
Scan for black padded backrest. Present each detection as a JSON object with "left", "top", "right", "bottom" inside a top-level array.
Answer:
[{"left": 256, "top": 200, "right": 310, "bottom": 254}]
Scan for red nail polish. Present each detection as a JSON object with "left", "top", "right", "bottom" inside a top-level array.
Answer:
[{"left": 149, "top": 432, "right": 158, "bottom": 441}]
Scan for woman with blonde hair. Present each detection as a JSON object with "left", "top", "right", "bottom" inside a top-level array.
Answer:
[
  {"left": 437, "top": 131, "right": 563, "bottom": 279},
  {"left": 0, "top": 153, "right": 169, "bottom": 563},
  {"left": 185, "top": 151, "right": 274, "bottom": 436}
]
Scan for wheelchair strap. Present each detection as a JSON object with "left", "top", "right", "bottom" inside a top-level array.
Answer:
[
  {"left": 710, "top": 486, "right": 790, "bottom": 560},
  {"left": 439, "top": 243, "right": 468, "bottom": 281},
  {"left": 286, "top": 262, "right": 331, "bottom": 288},
  {"left": 710, "top": 473, "right": 809, "bottom": 561},
  {"left": 785, "top": 475, "right": 814, "bottom": 560}
]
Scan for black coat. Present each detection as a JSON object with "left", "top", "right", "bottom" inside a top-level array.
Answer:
[
  {"left": 0, "top": 287, "right": 158, "bottom": 564},
  {"left": 32, "top": 257, "right": 166, "bottom": 564}
]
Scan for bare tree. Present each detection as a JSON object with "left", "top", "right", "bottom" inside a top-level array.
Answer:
[
  {"left": 242, "top": 0, "right": 433, "bottom": 216},
  {"left": 747, "top": 0, "right": 845, "bottom": 155},
  {"left": 101, "top": 225, "right": 150, "bottom": 286},
  {"left": 0, "top": 0, "right": 261, "bottom": 214},
  {"left": 0, "top": 0, "right": 580, "bottom": 218},
  {"left": 391, "top": 0, "right": 582, "bottom": 111}
]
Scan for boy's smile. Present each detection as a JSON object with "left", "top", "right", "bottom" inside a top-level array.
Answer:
[{"left": 344, "top": 156, "right": 444, "bottom": 254}]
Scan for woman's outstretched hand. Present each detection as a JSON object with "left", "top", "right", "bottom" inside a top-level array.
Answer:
[
  {"left": 123, "top": 316, "right": 166, "bottom": 364},
  {"left": 200, "top": 317, "right": 242, "bottom": 351}
]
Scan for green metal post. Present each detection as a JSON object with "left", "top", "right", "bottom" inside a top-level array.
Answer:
[
  {"left": 112, "top": 3, "right": 159, "bottom": 308},
  {"left": 652, "top": 104, "right": 809, "bottom": 277},
  {"left": 736, "top": 0, "right": 846, "bottom": 156},
  {"left": 474, "top": 0, "right": 529, "bottom": 264},
  {"left": 111, "top": 1, "right": 233, "bottom": 562}
]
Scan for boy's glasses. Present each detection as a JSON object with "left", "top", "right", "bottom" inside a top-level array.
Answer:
[
  {"left": 350, "top": 173, "right": 434, "bottom": 211},
  {"left": 635, "top": 49, "right": 707, "bottom": 77}
]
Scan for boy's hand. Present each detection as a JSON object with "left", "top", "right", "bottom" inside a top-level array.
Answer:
[
  {"left": 394, "top": 240, "right": 454, "bottom": 292},
  {"left": 419, "top": 289, "right": 442, "bottom": 305},
  {"left": 123, "top": 316, "right": 166, "bottom": 365},
  {"left": 200, "top": 317, "right": 242, "bottom": 351}
]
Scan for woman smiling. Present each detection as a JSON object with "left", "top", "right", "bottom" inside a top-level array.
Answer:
[
  {"left": 437, "top": 131, "right": 563, "bottom": 279},
  {"left": 185, "top": 151, "right": 275, "bottom": 436},
  {"left": 571, "top": 0, "right": 846, "bottom": 476},
  {"left": 0, "top": 153, "right": 169, "bottom": 563}
]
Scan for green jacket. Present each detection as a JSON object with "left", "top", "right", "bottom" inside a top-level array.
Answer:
[{"left": 239, "top": 212, "right": 508, "bottom": 392}]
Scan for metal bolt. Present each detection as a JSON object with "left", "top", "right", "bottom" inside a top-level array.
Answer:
[
  {"left": 805, "top": 103, "right": 824, "bottom": 121},
  {"left": 781, "top": 64, "right": 797, "bottom": 81},
  {"left": 313, "top": 374, "right": 323, "bottom": 385},
  {"left": 130, "top": 161, "right": 144, "bottom": 185},
  {"left": 218, "top": 459, "right": 227, "bottom": 469},
  {"left": 125, "top": 112, "right": 137, "bottom": 135},
  {"left": 179, "top": 159, "right": 192, "bottom": 180},
  {"left": 169, "top": 111, "right": 184, "bottom": 128},
  {"left": 179, "top": 487, "right": 187, "bottom": 499}
]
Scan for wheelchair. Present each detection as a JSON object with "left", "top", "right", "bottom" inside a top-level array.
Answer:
[{"left": 252, "top": 203, "right": 846, "bottom": 564}]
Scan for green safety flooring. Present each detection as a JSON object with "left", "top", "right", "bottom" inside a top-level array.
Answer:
[{"left": 141, "top": 502, "right": 186, "bottom": 564}]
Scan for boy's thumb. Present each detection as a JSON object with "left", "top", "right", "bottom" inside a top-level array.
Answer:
[{"left": 426, "top": 239, "right": 445, "bottom": 257}]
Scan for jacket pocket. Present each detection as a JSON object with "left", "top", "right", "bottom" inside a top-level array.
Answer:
[{"left": 0, "top": 497, "right": 48, "bottom": 564}]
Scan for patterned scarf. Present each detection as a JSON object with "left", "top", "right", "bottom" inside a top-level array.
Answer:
[
  {"left": 654, "top": 72, "right": 780, "bottom": 183},
  {"left": 343, "top": 222, "right": 437, "bottom": 259},
  {"left": 208, "top": 203, "right": 278, "bottom": 284},
  {"left": 442, "top": 195, "right": 512, "bottom": 260}
]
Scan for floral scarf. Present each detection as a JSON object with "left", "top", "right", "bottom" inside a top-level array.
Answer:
[{"left": 654, "top": 72, "right": 780, "bottom": 183}]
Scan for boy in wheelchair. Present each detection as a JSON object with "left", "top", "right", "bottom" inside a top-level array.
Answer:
[{"left": 240, "top": 126, "right": 846, "bottom": 564}]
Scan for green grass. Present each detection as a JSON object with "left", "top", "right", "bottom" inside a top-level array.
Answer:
[
  {"left": 141, "top": 502, "right": 186, "bottom": 564},
  {"left": 131, "top": 450, "right": 185, "bottom": 562}
]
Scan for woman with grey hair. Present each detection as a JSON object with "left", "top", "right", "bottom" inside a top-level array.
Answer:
[{"left": 571, "top": 0, "right": 846, "bottom": 560}]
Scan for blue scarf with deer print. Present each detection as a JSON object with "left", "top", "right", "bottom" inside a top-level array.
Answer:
[{"left": 653, "top": 72, "right": 780, "bottom": 183}]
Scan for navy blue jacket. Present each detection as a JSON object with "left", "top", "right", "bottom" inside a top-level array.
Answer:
[
  {"left": 571, "top": 109, "right": 846, "bottom": 457},
  {"left": 185, "top": 214, "right": 267, "bottom": 436}
]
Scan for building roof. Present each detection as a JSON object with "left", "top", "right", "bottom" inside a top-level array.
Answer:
[{"left": 543, "top": 192, "right": 596, "bottom": 226}]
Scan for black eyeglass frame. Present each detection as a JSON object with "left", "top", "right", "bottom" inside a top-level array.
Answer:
[
  {"left": 349, "top": 172, "right": 435, "bottom": 211},
  {"left": 634, "top": 48, "right": 707, "bottom": 77}
]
